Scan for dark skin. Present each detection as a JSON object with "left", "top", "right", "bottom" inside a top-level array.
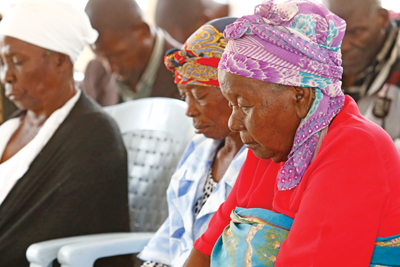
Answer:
[
  {"left": 178, "top": 83, "right": 243, "bottom": 182},
  {"left": 0, "top": 36, "right": 76, "bottom": 163},
  {"left": 183, "top": 71, "right": 313, "bottom": 267},
  {"left": 220, "top": 71, "right": 313, "bottom": 162},
  {"left": 155, "top": 0, "right": 229, "bottom": 44},
  {"left": 323, "top": 0, "right": 390, "bottom": 86},
  {"left": 86, "top": 0, "right": 180, "bottom": 98}
]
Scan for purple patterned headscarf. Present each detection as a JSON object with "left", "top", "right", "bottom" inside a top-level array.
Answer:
[{"left": 219, "top": 0, "right": 347, "bottom": 191}]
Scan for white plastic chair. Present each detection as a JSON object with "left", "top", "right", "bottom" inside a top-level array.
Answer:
[{"left": 26, "top": 97, "right": 195, "bottom": 267}]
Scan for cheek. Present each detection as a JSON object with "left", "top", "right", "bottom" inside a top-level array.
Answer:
[
  {"left": 355, "top": 27, "right": 382, "bottom": 49},
  {"left": 246, "top": 109, "right": 293, "bottom": 146},
  {"left": 20, "top": 65, "right": 53, "bottom": 94},
  {"left": 205, "top": 103, "right": 231, "bottom": 130},
  {"left": 126, "top": 47, "right": 143, "bottom": 69}
]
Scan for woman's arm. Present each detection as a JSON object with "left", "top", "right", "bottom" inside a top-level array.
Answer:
[{"left": 184, "top": 248, "right": 210, "bottom": 267}]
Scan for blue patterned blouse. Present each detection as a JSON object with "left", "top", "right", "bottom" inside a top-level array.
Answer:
[{"left": 138, "top": 134, "right": 247, "bottom": 267}]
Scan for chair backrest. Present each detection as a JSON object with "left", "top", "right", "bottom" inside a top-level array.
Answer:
[{"left": 104, "top": 97, "right": 195, "bottom": 232}]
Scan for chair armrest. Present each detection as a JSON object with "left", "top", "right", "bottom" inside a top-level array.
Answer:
[
  {"left": 58, "top": 232, "right": 154, "bottom": 267},
  {"left": 27, "top": 233, "right": 132, "bottom": 267}
]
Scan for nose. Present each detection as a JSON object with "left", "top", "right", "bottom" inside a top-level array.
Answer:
[
  {"left": 340, "top": 34, "right": 352, "bottom": 55},
  {"left": 185, "top": 95, "right": 200, "bottom": 117},
  {"left": 0, "top": 63, "right": 15, "bottom": 85},
  {"left": 228, "top": 108, "right": 244, "bottom": 132}
]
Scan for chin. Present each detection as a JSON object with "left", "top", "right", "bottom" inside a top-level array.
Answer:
[
  {"left": 252, "top": 149, "right": 272, "bottom": 160},
  {"left": 252, "top": 149, "right": 287, "bottom": 163},
  {"left": 12, "top": 100, "right": 29, "bottom": 111},
  {"left": 203, "top": 132, "right": 226, "bottom": 141}
]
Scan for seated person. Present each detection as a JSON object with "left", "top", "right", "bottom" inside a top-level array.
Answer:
[
  {"left": 84, "top": 0, "right": 181, "bottom": 103},
  {"left": 0, "top": 1, "right": 130, "bottom": 266},
  {"left": 155, "top": 0, "right": 229, "bottom": 44},
  {"left": 183, "top": 1, "right": 400, "bottom": 266},
  {"left": 137, "top": 18, "right": 247, "bottom": 267},
  {"left": 323, "top": 0, "right": 400, "bottom": 152}
]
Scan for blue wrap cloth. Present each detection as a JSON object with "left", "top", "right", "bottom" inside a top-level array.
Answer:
[{"left": 211, "top": 207, "right": 400, "bottom": 267}]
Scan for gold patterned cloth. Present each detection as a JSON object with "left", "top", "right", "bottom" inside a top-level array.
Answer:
[{"left": 164, "top": 18, "right": 237, "bottom": 87}]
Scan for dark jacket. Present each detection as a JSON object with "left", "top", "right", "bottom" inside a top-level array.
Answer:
[{"left": 0, "top": 93, "right": 131, "bottom": 267}]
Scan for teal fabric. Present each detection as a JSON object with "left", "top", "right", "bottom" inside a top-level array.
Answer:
[
  {"left": 211, "top": 207, "right": 293, "bottom": 267},
  {"left": 370, "top": 233, "right": 400, "bottom": 267},
  {"left": 211, "top": 207, "right": 400, "bottom": 267}
]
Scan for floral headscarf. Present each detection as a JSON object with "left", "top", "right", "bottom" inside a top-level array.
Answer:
[
  {"left": 218, "top": 0, "right": 347, "bottom": 190},
  {"left": 164, "top": 17, "right": 237, "bottom": 87}
]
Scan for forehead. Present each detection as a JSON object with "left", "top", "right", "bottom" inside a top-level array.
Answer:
[
  {"left": 0, "top": 36, "right": 45, "bottom": 56},
  {"left": 219, "top": 70, "right": 267, "bottom": 98},
  {"left": 93, "top": 30, "right": 131, "bottom": 54},
  {"left": 177, "top": 83, "right": 219, "bottom": 92},
  {"left": 327, "top": 1, "right": 375, "bottom": 26}
]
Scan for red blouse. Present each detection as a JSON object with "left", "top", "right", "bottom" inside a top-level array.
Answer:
[{"left": 194, "top": 96, "right": 400, "bottom": 266}]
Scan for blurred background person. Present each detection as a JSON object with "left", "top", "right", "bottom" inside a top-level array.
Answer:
[
  {"left": 155, "top": 0, "right": 229, "bottom": 44},
  {"left": 0, "top": 1, "right": 131, "bottom": 266},
  {"left": 323, "top": 0, "right": 400, "bottom": 150},
  {"left": 83, "top": 0, "right": 181, "bottom": 106}
]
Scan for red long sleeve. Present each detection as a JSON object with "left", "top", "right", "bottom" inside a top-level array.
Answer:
[{"left": 194, "top": 96, "right": 400, "bottom": 265}]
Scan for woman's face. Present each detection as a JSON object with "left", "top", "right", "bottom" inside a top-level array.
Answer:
[
  {"left": 219, "top": 70, "right": 312, "bottom": 162},
  {"left": 178, "top": 83, "right": 233, "bottom": 140}
]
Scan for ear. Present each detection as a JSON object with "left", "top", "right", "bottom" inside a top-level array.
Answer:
[
  {"left": 129, "top": 21, "right": 152, "bottom": 48},
  {"left": 131, "top": 21, "right": 151, "bottom": 40},
  {"left": 292, "top": 86, "right": 314, "bottom": 119},
  {"left": 197, "top": 9, "right": 211, "bottom": 27},
  {"left": 51, "top": 52, "right": 73, "bottom": 73},
  {"left": 377, "top": 8, "right": 390, "bottom": 29}
]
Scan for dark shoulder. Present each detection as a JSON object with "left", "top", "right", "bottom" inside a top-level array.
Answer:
[
  {"left": 63, "top": 93, "right": 122, "bottom": 141},
  {"left": 150, "top": 31, "right": 181, "bottom": 99}
]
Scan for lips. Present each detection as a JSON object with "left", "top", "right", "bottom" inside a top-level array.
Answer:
[
  {"left": 4, "top": 83, "right": 24, "bottom": 101},
  {"left": 240, "top": 133, "right": 259, "bottom": 148},
  {"left": 193, "top": 123, "right": 210, "bottom": 134},
  {"left": 4, "top": 85, "right": 21, "bottom": 100}
]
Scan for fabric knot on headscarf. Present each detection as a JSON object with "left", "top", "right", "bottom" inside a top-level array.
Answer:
[
  {"left": 164, "top": 20, "right": 230, "bottom": 87},
  {"left": 219, "top": 0, "right": 347, "bottom": 191},
  {"left": 0, "top": 0, "right": 98, "bottom": 64},
  {"left": 165, "top": 50, "right": 194, "bottom": 70}
]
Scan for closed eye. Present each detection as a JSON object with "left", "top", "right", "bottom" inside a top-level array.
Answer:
[
  {"left": 239, "top": 105, "right": 252, "bottom": 112},
  {"left": 193, "top": 93, "right": 206, "bottom": 101}
]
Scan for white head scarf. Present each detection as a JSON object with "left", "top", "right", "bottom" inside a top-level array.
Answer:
[{"left": 0, "top": 0, "right": 98, "bottom": 64}]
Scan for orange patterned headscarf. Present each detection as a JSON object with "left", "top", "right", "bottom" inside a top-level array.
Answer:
[{"left": 164, "top": 18, "right": 236, "bottom": 87}]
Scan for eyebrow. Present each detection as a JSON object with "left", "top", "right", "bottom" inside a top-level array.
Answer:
[{"left": 2, "top": 51, "right": 22, "bottom": 57}]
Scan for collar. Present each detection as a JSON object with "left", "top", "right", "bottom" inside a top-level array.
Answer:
[{"left": 0, "top": 89, "right": 81, "bottom": 205}]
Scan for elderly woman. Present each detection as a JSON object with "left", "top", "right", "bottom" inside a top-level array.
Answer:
[
  {"left": 137, "top": 18, "right": 247, "bottom": 267},
  {"left": 184, "top": 1, "right": 400, "bottom": 267}
]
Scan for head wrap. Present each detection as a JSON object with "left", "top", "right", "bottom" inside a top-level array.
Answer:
[
  {"left": 0, "top": 0, "right": 98, "bottom": 64},
  {"left": 219, "top": 0, "right": 346, "bottom": 191},
  {"left": 164, "top": 17, "right": 237, "bottom": 87}
]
